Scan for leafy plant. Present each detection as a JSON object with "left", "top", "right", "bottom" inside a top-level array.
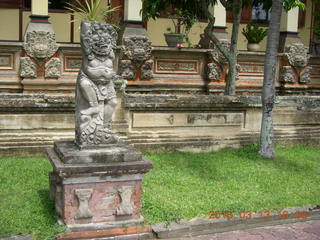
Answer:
[
  {"left": 65, "top": 0, "right": 120, "bottom": 22},
  {"left": 242, "top": 24, "right": 268, "bottom": 44},
  {"left": 141, "top": 0, "right": 215, "bottom": 47}
]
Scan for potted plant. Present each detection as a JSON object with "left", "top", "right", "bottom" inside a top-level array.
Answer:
[
  {"left": 163, "top": 9, "right": 198, "bottom": 47},
  {"left": 242, "top": 24, "right": 268, "bottom": 51},
  {"left": 164, "top": 27, "right": 184, "bottom": 47},
  {"left": 141, "top": 0, "right": 211, "bottom": 48}
]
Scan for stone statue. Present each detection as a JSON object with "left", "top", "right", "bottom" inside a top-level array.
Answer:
[{"left": 75, "top": 21, "right": 120, "bottom": 148}]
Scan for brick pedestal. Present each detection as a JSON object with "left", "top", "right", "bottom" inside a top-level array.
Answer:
[{"left": 46, "top": 141, "right": 152, "bottom": 232}]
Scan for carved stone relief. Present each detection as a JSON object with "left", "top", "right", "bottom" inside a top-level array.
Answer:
[
  {"left": 23, "top": 31, "right": 58, "bottom": 62},
  {"left": 20, "top": 57, "right": 37, "bottom": 78},
  {"left": 119, "top": 60, "right": 135, "bottom": 80},
  {"left": 122, "top": 35, "right": 152, "bottom": 67},
  {"left": 280, "top": 66, "right": 295, "bottom": 83},
  {"left": 208, "top": 40, "right": 230, "bottom": 65},
  {"left": 74, "top": 188, "right": 93, "bottom": 219},
  {"left": 207, "top": 62, "right": 221, "bottom": 81},
  {"left": 141, "top": 59, "right": 154, "bottom": 80},
  {"left": 75, "top": 21, "right": 122, "bottom": 148},
  {"left": 300, "top": 66, "right": 312, "bottom": 84},
  {"left": 284, "top": 43, "right": 310, "bottom": 69},
  {"left": 116, "top": 186, "right": 134, "bottom": 216},
  {"left": 45, "top": 58, "right": 61, "bottom": 78}
]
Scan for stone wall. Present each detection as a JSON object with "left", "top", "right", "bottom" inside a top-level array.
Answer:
[
  {"left": 1, "top": 42, "right": 320, "bottom": 95},
  {"left": 1, "top": 93, "right": 319, "bottom": 156}
]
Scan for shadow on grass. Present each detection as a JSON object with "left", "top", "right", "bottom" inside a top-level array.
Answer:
[
  {"left": 146, "top": 144, "right": 318, "bottom": 182},
  {"left": 37, "top": 189, "right": 57, "bottom": 221}
]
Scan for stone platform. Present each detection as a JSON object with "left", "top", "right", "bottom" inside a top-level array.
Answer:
[{"left": 46, "top": 141, "right": 153, "bottom": 232}]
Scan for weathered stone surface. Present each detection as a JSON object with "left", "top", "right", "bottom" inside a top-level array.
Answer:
[
  {"left": 208, "top": 40, "right": 230, "bottom": 65},
  {"left": 122, "top": 35, "right": 152, "bottom": 68},
  {"left": 300, "top": 66, "right": 312, "bottom": 84},
  {"left": 119, "top": 60, "right": 135, "bottom": 80},
  {"left": 75, "top": 21, "right": 122, "bottom": 148},
  {"left": 280, "top": 66, "right": 296, "bottom": 83},
  {"left": 284, "top": 43, "right": 310, "bottom": 69},
  {"left": 45, "top": 57, "right": 61, "bottom": 78},
  {"left": 132, "top": 112, "right": 244, "bottom": 128},
  {"left": 20, "top": 57, "right": 36, "bottom": 78},
  {"left": 54, "top": 141, "right": 143, "bottom": 164},
  {"left": 116, "top": 186, "right": 135, "bottom": 216},
  {"left": 0, "top": 235, "right": 33, "bottom": 240},
  {"left": 141, "top": 59, "right": 153, "bottom": 80},
  {"left": 47, "top": 143, "right": 152, "bottom": 226},
  {"left": 74, "top": 188, "right": 93, "bottom": 219},
  {"left": 207, "top": 62, "right": 221, "bottom": 81},
  {"left": 23, "top": 30, "right": 58, "bottom": 62},
  {"left": 47, "top": 147, "right": 152, "bottom": 176}
]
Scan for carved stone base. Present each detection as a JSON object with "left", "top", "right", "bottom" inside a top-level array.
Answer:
[{"left": 46, "top": 141, "right": 152, "bottom": 230}]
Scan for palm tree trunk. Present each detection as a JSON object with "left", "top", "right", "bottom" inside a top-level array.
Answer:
[
  {"left": 259, "top": 0, "right": 284, "bottom": 158},
  {"left": 225, "top": 0, "right": 242, "bottom": 95}
]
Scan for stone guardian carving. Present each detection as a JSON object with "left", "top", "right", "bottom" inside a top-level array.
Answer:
[
  {"left": 75, "top": 21, "right": 120, "bottom": 148},
  {"left": 300, "top": 66, "right": 312, "bottom": 84},
  {"left": 20, "top": 57, "right": 37, "bottom": 78},
  {"left": 141, "top": 59, "right": 154, "bottom": 80},
  {"left": 23, "top": 30, "right": 58, "bottom": 63},
  {"left": 280, "top": 66, "right": 295, "bottom": 83},
  {"left": 45, "top": 58, "right": 61, "bottom": 78},
  {"left": 122, "top": 35, "right": 152, "bottom": 67},
  {"left": 207, "top": 62, "right": 221, "bottom": 81},
  {"left": 119, "top": 60, "right": 135, "bottom": 80},
  {"left": 284, "top": 43, "right": 310, "bottom": 69},
  {"left": 208, "top": 40, "right": 230, "bottom": 66}
]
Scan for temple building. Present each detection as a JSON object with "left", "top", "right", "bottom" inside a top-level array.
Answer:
[{"left": 0, "top": 0, "right": 319, "bottom": 155}]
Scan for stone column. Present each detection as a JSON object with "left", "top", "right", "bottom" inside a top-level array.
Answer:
[
  {"left": 279, "top": 7, "right": 302, "bottom": 52},
  {"left": 212, "top": 1, "right": 229, "bottom": 41},
  {"left": 31, "top": 0, "right": 49, "bottom": 21},
  {"left": 21, "top": 0, "right": 61, "bottom": 93},
  {"left": 119, "top": 0, "right": 153, "bottom": 81}
]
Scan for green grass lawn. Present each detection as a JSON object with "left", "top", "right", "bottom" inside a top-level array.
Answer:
[{"left": 0, "top": 145, "right": 319, "bottom": 239}]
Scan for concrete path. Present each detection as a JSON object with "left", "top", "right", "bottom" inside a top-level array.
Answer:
[{"left": 181, "top": 220, "right": 320, "bottom": 240}]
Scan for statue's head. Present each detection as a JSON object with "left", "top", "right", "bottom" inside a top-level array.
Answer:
[{"left": 81, "top": 21, "right": 118, "bottom": 57}]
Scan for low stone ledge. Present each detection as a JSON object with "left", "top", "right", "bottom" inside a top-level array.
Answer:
[
  {"left": 47, "top": 148, "right": 153, "bottom": 176},
  {"left": 151, "top": 205, "right": 320, "bottom": 239},
  {"left": 56, "top": 225, "right": 153, "bottom": 240},
  {"left": 0, "top": 93, "right": 74, "bottom": 112},
  {"left": 0, "top": 235, "right": 32, "bottom": 240}
]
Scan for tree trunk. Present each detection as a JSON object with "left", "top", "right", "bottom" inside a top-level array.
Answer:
[
  {"left": 224, "top": 0, "right": 242, "bottom": 95},
  {"left": 259, "top": 0, "right": 284, "bottom": 158}
]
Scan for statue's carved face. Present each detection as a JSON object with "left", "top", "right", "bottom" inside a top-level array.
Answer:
[
  {"left": 86, "top": 23, "right": 117, "bottom": 57},
  {"left": 24, "top": 31, "right": 57, "bottom": 60},
  {"left": 123, "top": 36, "right": 152, "bottom": 65},
  {"left": 285, "top": 43, "right": 309, "bottom": 68}
]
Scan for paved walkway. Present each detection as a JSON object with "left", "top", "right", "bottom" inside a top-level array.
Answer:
[{"left": 183, "top": 220, "right": 320, "bottom": 240}]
